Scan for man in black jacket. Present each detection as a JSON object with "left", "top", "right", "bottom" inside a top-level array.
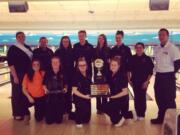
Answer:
[
  {"left": 33, "top": 37, "right": 54, "bottom": 72},
  {"left": 73, "top": 30, "right": 94, "bottom": 75}
]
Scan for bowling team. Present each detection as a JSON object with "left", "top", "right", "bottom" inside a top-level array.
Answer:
[{"left": 6, "top": 28, "right": 180, "bottom": 127}]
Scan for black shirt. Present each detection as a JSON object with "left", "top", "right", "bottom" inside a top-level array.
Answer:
[
  {"left": 54, "top": 47, "right": 74, "bottom": 75},
  {"left": 73, "top": 41, "right": 94, "bottom": 67},
  {"left": 33, "top": 47, "right": 53, "bottom": 72},
  {"left": 7, "top": 45, "right": 32, "bottom": 75},
  {"left": 72, "top": 71, "right": 91, "bottom": 95},
  {"left": 110, "top": 44, "right": 132, "bottom": 71},
  {"left": 93, "top": 46, "right": 111, "bottom": 83},
  {"left": 107, "top": 69, "right": 128, "bottom": 96},
  {"left": 128, "top": 53, "right": 154, "bottom": 84},
  {"left": 43, "top": 70, "right": 66, "bottom": 92}
]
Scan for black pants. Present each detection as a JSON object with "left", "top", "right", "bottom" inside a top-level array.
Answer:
[
  {"left": 96, "top": 97, "right": 107, "bottom": 111},
  {"left": 64, "top": 84, "right": 73, "bottom": 113},
  {"left": 45, "top": 94, "right": 65, "bottom": 124},
  {"left": 33, "top": 96, "right": 46, "bottom": 121},
  {"left": 154, "top": 72, "right": 176, "bottom": 121},
  {"left": 64, "top": 70, "right": 73, "bottom": 114},
  {"left": 133, "top": 83, "right": 147, "bottom": 117},
  {"left": 74, "top": 97, "right": 91, "bottom": 124},
  {"left": 102, "top": 96, "right": 133, "bottom": 124},
  {"left": 11, "top": 75, "right": 30, "bottom": 117}
]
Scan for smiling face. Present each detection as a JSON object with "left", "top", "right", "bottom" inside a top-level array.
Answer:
[
  {"left": 78, "top": 60, "right": 87, "bottom": 74},
  {"left": 32, "top": 60, "right": 40, "bottom": 72},
  {"left": 62, "top": 37, "right": 70, "bottom": 49},
  {"left": 110, "top": 60, "right": 120, "bottom": 74},
  {"left": 51, "top": 57, "right": 60, "bottom": 71},
  {"left": 115, "top": 34, "right": 123, "bottom": 45},
  {"left": 135, "top": 44, "right": 144, "bottom": 56},
  {"left": 158, "top": 30, "right": 169, "bottom": 45},
  {"left": 98, "top": 35, "right": 105, "bottom": 47},
  {"left": 16, "top": 33, "right": 25, "bottom": 44},
  {"left": 78, "top": 32, "right": 86, "bottom": 44},
  {"left": 39, "top": 38, "right": 48, "bottom": 48}
]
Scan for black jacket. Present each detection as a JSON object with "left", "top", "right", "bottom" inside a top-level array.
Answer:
[
  {"left": 128, "top": 53, "right": 154, "bottom": 84},
  {"left": 110, "top": 44, "right": 132, "bottom": 71},
  {"left": 73, "top": 41, "right": 94, "bottom": 66},
  {"left": 33, "top": 47, "right": 53, "bottom": 72},
  {"left": 107, "top": 68, "right": 128, "bottom": 96},
  {"left": 7, "top": 45, "right": 32, "bottom": 76},
  {"left": 55, "top": 47, "right": 74, "bottom": 75}
]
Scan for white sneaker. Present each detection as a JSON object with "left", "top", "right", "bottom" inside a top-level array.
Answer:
[
  {"left": 138, "top": 117, "right": 145, "bottom": 121},
  {"left": 76, "top": 124, "right": 83, "bottom": 128},
  {"left": 114, "top": 117, "right": 125, "bottom": 127},
  {"left": 132, "top": 110, "right": 138, "bottom": 121}
]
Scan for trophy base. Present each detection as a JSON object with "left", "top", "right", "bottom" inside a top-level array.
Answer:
[{"left": 90, "top": 84, "right": 110, "bottom": 97}]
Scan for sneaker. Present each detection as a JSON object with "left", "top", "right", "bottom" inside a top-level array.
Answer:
[
  {"left": 76, "top": 124, "right": 83, "bottom": 128},
  {"left": 13, "top": 116, "right": 24, "bottom": 121},
  {"left": 138, "top": 117, "right": 145, "bottom": 121},
  {"left": 132, "top": 110, "right": 138, "bottom": 121},
  {"left": 151, "top": 118, "right": 163, "bottom": 124},
  {"left": 114, "top": 117, "right": 125, "bottom": 127}
]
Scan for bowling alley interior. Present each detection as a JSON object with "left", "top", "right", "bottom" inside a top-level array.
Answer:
[{"left": 0, "top": 0, "right": 180, "bottom": 135}]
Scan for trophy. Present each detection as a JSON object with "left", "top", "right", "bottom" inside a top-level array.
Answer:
[
  {"left": 94, "top": 59, "right": 105, "bottom": 83},
  {"left": 90, "top": 58, "right": 110, "bottom": 97},
  {"left": 95, "top": 59, "right": 104, "bottom": 76}
]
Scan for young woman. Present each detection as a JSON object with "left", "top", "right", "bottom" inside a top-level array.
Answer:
[
  {"left": 55, "top": 36, "right": 74, "bottom": 118},
  {"left": 43, "top": 56, "right": 67, "bottom": 124},
  {"left": 110, "top": 30, "right": 132, "bottom": 72},
  {"left": 94, "top": 34, "right": 111, "bottom": 114},
  {"left": 128, "top": 42, "right": 154, "bottom": 120},
  {"left": 22, "top": 59, "right": 46, "bottom": 124},
  {"left": 72, "top": 57, "right": 92, "bottom": 128},
  {"left": 102, "top": 56, "right": 137, "bottom": 127}
]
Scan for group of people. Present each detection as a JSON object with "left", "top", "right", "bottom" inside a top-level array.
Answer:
[{"left": 7, "top": 28, "right": 180, "bottom": 128}]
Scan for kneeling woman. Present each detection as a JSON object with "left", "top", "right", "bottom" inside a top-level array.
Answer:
[
  {"left": 43, "top": 56, "right": 67, "bottom": 124},
  {"left": 22, "top": 59, "right": 46, "bottom": 124},
  {"left": 72, "top": 57, "right": 92, "bottom": 128},
  {"left": 103, "top": 56, "right": 137, "bottom": 127}
]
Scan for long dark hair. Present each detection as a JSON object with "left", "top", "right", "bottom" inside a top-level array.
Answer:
[
  {"left": 59, "top": 36, "right": 72, "bottom": 49},
  {"left": 96, "top": 34, "right": 108, "bottom": 49},
  {"left": 27, "top": 58, "right": 41, "bottom": 82}
]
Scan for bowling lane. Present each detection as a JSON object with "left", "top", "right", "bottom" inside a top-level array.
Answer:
[
  {"left": 176, "top": 71, "right": 180, "bottom": 89},
  {"left": 0, "top": 62, "right": 10, "bottom": 86}
]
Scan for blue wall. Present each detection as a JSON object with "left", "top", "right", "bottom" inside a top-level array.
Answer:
[{"left": 0, "top": 31, "right": 180, "bottom": 46}]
